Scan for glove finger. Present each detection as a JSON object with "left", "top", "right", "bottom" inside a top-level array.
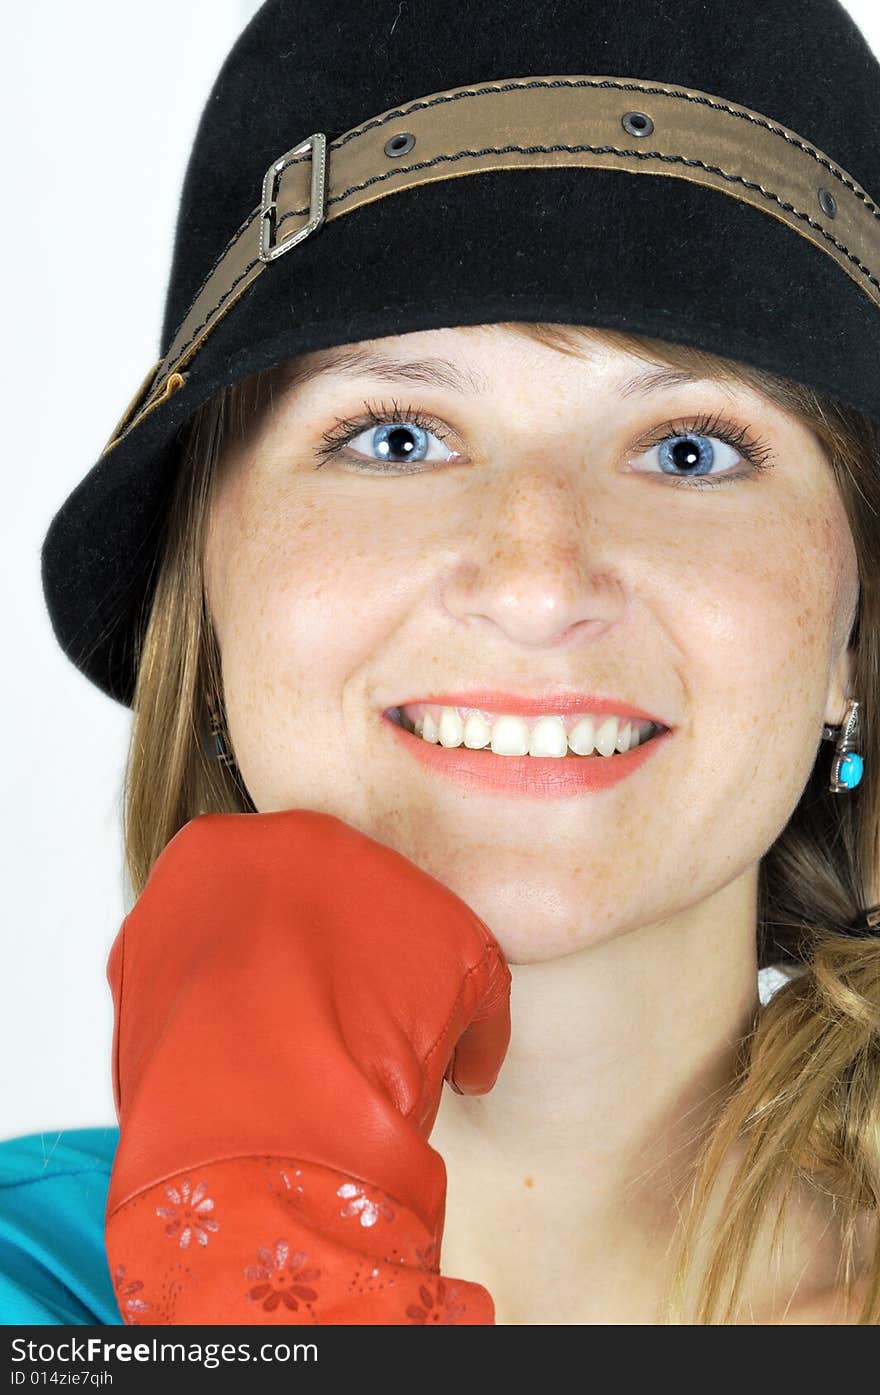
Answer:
[{"left": 444, "top": 945, "right": 511, "bottom": 1095}]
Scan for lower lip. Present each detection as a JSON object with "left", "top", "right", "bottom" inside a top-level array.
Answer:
[{"left": 381, "top": 712, "right": 672, "bottom": 797}]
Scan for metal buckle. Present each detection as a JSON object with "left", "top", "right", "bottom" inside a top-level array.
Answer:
[{"left": 258, "top": 132, "right": 328, "bottom": 263}]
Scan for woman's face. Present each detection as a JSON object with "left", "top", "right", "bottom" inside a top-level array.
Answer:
[{"left": 203, "top": 324, "right": 859, "bottom": 963}]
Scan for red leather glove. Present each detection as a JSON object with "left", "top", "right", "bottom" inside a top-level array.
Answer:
[{"left": 104, "top": 810, "right": 511, "bottom": 1325}]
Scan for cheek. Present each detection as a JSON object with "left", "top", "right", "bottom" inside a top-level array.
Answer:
[
  {"left": 676, "top": 498, "right": 851, "bottom": 838},
  {"left": 699, "top": 495, "right": 846, "bottom": 689},
  {"left": 213, "top": 497, "right": 333, "bottom": 688},
  {"left": 762, "top": 496, "right": 856, "bottom": 684},
  {"left": 207, "top": 480, "right": 402, "bottom": 802}
]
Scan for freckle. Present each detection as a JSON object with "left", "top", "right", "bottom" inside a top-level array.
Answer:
[{"left": 524, "top": 1175, "right": 534, "bottom": 1189}]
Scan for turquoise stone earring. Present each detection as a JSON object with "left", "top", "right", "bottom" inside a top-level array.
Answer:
[{"left": 821, "top": 698, "right": 864, "bottom": 792}]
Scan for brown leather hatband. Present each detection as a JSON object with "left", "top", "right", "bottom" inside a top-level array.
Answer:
[{"left": 106, "top": 73, "right": 880, "bottom": 454}]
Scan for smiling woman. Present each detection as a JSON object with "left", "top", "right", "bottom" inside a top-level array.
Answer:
[
  {"left": 109, "top": 317, "right": 880, "bottom": 1322},
  {"left": 14, "top": 0, "right": 880, "bottom": 1331}
]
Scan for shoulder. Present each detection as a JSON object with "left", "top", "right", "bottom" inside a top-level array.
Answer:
[
  {"left": 0, "top": 1126, "right": 118, "bottom": 1184},
  {"left": 0, "top": 1126, "right": 124, "bottom": 1325}
]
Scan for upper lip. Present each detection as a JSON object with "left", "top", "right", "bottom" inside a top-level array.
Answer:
[{"left": 385, "top": 691, "right": 671, "bottom": 727}]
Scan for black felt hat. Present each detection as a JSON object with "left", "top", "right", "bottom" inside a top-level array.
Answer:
[{"left": 41, "top": 0, "right": 880, "bottom": 707}]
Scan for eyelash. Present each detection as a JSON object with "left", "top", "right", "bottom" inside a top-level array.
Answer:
[{"left": 312, "top": 398, "right": 776, "bottom": 489}]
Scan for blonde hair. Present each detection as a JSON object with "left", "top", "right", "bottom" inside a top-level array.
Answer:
[{"left": 122, "top": 321, "right": 880, "bottom": 1323}]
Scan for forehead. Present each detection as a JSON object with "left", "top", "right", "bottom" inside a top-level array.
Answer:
[{"left": 283, "top": 323, "right": 757, "bottom": 404}]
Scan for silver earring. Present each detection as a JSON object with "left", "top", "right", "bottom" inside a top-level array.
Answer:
[
  {"left": 820, "top": 697, "right": 864, "bottom": 793},
  {"left": 210, "top": 715, "right": 235, "bottom": 767},
  {"left": 206, "top": 694, "right": 236, "bottom": 768}
]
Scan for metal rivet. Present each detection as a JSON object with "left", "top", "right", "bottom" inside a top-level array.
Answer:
[
  {"left": 818, "top": 187, "right": 837, "bottom": 219},
  {"left": 384, "top": 131, "right": 416, "bottom": 157},
  {"left": 621, "top": 110, "right": 654, "bottom": 138}
]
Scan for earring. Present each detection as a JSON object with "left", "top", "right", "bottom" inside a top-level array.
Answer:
[
  {"left": 206, "top": 694, "right": 236, "bottom": 768},
  {"left": 820, "top": 697, "right": 864, "bottom": 793},
  {"left": 210, "top": 715, "right": 236, "bottom": 766}
]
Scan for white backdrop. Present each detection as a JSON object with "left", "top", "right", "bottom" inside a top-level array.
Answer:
[{"left": 2, "top": 1, "right": 878, "bottom": 1140}]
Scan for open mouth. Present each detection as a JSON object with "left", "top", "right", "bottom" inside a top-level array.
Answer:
[{"left": 384, "top": 705, "right": 666, "bottom": 759}]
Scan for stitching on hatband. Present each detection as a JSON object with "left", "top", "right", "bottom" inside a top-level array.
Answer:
[
  {"left": 275, "top": 142, "right": 880, "bottom": 291},
  {"left": 150, "top": 76, "right": 878, "bottom": 405}
]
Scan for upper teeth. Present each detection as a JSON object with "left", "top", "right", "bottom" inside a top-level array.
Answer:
[{"left": 397, "top": 705, "right": 658, "bottom": 757}]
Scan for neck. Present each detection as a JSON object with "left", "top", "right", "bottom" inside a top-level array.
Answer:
[{"left": 430, "top": 869, "right": 761, "bottom": 1323}]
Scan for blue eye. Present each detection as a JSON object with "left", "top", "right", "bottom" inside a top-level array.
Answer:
[
  {"left": 630, "top": 411, "right": 776, "bottom": 488},
  {"left": 645, "top": 431, "right": 742, "bottom": 481},
  {"left": 346, "top": 421, "right": 454, "bottom": 465},
  {"left": 315, "top": 400, "right": 459, "bottom": 470}
]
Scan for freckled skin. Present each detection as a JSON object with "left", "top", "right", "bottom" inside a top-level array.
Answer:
[
  {"left": 203, "top": 324, "right": 860, "bottom": 1320},
  {"left": 204, "top": 323, "right": 858, "bottom": 968}
]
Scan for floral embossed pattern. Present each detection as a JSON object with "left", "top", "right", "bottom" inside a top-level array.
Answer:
[
  {"left": 106, "top": 1155, "right": 495, "bottom": 1324},
  {"left": 112, "top": 1266, "right": 150, "bottom": 1324},
  {"left": 406, "top": 1279, "right": 468, "bottom": 1324},
  {"left": 245, "top": 1239, "right": 321, "bottom": 1313},
  {"left": 155, "top": 1177, "right": 220, "bottom": 1247},
  {"left": 337, "top": 1180, "right": 397, "bottom": 1227}
]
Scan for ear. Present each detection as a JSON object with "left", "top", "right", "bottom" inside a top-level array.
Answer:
[{"left": 824, "top": 642, "right": 857, "bottom": 729}]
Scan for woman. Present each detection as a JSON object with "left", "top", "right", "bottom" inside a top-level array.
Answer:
[{"left": 3, "top": 0, "right": 880, "bottom": 1324}]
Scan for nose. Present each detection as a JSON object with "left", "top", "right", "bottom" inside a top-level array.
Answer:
[{"left": 441, "top": 465, "right": 628, "bottom": 648}]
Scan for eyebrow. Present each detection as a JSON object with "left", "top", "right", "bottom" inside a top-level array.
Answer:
[
  {"left": 286, "top": 345, "right": 728, "bottom": 399},
  {"left": 288, "top": 347, "right": 491, "bottom": 394}
]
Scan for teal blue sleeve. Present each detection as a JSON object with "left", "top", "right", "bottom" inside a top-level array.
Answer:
[{"left": 0, "top": 1127, "right": 124, "bottom": 1325}]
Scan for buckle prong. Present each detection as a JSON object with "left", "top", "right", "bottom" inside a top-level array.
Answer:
[{"left": 259, "top": 132, "right": 327, "bottom": 263}]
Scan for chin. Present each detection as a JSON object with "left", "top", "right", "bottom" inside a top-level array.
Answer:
[
  {"left": 491, "top": 926, "right": 613, "bottom": 966},
  {"left": 379, "top": 827, "right": 612, "bottom": 950},
  {"left": 435, "top": 869, "right": 617, "bottom": 966}
]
